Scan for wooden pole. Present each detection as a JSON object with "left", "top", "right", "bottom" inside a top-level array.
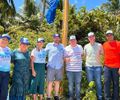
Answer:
[{"left": 62, "top": 0, "right": 69, "bottom": 46}]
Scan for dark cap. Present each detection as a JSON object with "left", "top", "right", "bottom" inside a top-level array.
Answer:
[{"left": 53, "top": 34, "right": 60, "bottom": 38}]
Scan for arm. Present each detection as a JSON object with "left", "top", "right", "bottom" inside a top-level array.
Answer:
[{"left": 31, "top": 56, "right": 36, "bottom": 77}]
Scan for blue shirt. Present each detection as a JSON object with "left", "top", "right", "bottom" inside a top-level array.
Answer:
[
  {"left": 0, "top": 47, "right": 11, "bottom": 72},
  {"left": 45, "top": 42, "right": 64, "bottom": 69}
]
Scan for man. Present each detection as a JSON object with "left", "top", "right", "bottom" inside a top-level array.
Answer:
[
  {"left": 103, "top": 30, "right": 120, "bottom": 100},
  {"left": 84, "top": 32, "right": 103, "bottom": 100},
  {"left": 0, "top": 34, "right": 11, "bottom": 100},
  {"left": 45, "top": 34, "right": 64, "bottom": 100},
  {"left": 64, "top": 35, "right": 83, "bottom": 100}
]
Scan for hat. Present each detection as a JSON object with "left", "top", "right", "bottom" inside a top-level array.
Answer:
[
  {"left": 88, "top": 32, "right": 94, "bottom": 37},
  {"left": 0, "top": 34, "right": 11, "bottom": 41},
  {"left": 106, "top": 30, "right": 113, "bottom": 35},
  {"left": 37, "top": 38, "right": 45, "bottom": 42},
  {"left": 69, "top": 35, "right": 76, "bottom": 40},
  {"left": 20, "top": 37, "right": 30, "bottom": 45},
  {"left": 53, "top": 34, "right": 60, "bottom": 38}
]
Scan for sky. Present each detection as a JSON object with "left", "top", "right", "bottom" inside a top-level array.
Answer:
[{"left": 14, "top": 0, "right": 108, "bottom": 12}]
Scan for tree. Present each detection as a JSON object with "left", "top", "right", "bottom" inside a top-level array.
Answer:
[
  {"left": 101, "top": 0, "right": 120, "bottom": 15},
  {"left": 0, "top": 0, "right": 16, "bottom": 18}
]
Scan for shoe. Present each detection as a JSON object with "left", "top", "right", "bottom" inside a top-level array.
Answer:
[
  {"left": 54, "top": 96, "right": 59, "bottom": 100},
  {"left": 46, "top": 98, "right": 51, "bottom": 100}
]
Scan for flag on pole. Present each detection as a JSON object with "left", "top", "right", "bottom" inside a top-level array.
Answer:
[{"left": 46, "top": 0, "right": 59, "bottom": 24}]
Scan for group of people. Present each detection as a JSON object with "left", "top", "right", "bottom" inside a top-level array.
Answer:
[{"left": 0, "top": 30, "right": 120, "bottom": 100}]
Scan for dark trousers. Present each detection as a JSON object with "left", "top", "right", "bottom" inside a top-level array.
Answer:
[
  {"left": 104, "top": 66, "right": 119, "bottom": 100},
  {"left": 0, "top": 71, "right": 9, "bottom": 100}
]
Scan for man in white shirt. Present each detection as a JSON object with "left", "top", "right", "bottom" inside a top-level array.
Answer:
[
  {"left": 64, "top": 35, "right": 83, "bottom": 100},
  {"left": 84, "top": 32, "right": 103, "bottom": 100}
]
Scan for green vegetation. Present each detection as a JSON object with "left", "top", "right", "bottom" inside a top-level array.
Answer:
[{"left": 0, "top": 0, "right": 120, "bottom": 99}]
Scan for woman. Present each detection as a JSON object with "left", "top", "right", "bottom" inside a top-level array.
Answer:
[
  {"left": 9, "top": 37, "right": 30, "bottom": 100},
  {"left": 0, "top": 34, "right": 11, "bottom": 100},
  {"left": 30, "top": 38, "right": 46, "bottom": 100}
]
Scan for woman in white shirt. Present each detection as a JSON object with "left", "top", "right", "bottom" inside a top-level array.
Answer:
[{"left": 29, "top": 38, "right": 47, "bottom": 100}]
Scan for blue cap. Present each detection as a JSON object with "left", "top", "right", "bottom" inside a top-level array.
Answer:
[
  {"left": 20, "top": 37, "right": 30, "bottom": 45},
  {"left": 53, "top": 34, "right": 60, "bottom": 38},
  {"left": 37, "top": 38, "right": 45, "bottom": 42},
  {"left": 0, "top": 34, "right": 11, "bottom": 41}
]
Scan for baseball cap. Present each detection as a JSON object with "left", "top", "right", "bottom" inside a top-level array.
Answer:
[
  {"left": 53, "top": 34, "right": 60, "bottom": 38},
  {"left": 20, "top": 37, "right": 30, "bottom": 45},
  {"left": 69, "top": 35, "right": 76, "bottom": 40},
  {"left": 88, "top": 32, "right": 94, "bottom": 37},
  {"left": 37, "top": 38, "right": 45, "bottom": 42},
  {"left": 106, "top": 30, "right": 113, "bottom": 35},
  {"left": 0, "top": 34, "right": 11, "bottom": 41}
]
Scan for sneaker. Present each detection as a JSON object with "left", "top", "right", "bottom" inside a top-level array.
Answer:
[
  {"left": 54, "top": 96, "right": 59, "bottom": 100},
  {"left": 46, "top": 98, "right": 51, "bottom": 100}
]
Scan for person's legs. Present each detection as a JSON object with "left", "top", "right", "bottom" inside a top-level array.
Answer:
[
  {"left": 47, "top": 81, "right": 53, "bottom": 98},
  {"left": 33, "top": 94, "right": 37, "bottom": 100},
  {"left": 94, "top": 67, "right": 102, "bottom": 100},
  {"left": 46, "top": 67, "right": 55, "bottom": 99},
  {"left": 67, "top": 71, "right": 74, "bottom": 99},
  {"left": 54, "top": 81, "right": 60, "bottom": 96},
  {"left": 74, "top": 72, "right": 82, "bottom": 100},
  {"left": 54, "top": 68, "right": 63, "bottom": 98},
  {"left": 38, "top": 64, "right": 45, "bottom": 98},
  {"left": 104, "top": 66, "right": 112, "bottom": 100},
  {"left": 111, "top": 68, "right": 119, "bottom": 100},
  {"left": 39, "top": 94, "right": 43, "bottom": 100},
  {"left": 86, "top": 67, "right": 94, "bottom": 83},
  {"left": 0, "top": 72, "right": 9, "bottom": 100}
]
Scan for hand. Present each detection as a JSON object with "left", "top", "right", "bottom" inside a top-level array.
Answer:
[
  {"left": 65, "top": 58, "right": 71, "bottom": 63},
  {"left": 118, "top": 69, "right": 120, "bottom": 75},
  {"left": 32, "top": 70, "right": 36, "bottom": 77}
]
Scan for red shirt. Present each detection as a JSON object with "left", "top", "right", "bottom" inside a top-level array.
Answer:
[{"left": 103, "top": 40, "right": 120, "bottom": 68}]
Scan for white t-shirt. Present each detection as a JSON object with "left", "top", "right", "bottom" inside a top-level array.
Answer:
[
  {"left": 31, "top": 48, "right": 46, "bottom": 63},
  {"left": 64, "top": 44, "right": 83, "bottom": 72}
]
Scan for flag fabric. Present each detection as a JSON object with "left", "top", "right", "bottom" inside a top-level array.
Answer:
[{"left": 46, "top": 0, "right": 59, "bottom": 24}]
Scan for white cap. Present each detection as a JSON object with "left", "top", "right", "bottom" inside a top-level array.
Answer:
[
  {"left": 88, "top": 32, "right": 94, "bottom": 37},
  {"left": 106, "top": 30, "right": 113, "bottom": 35},
  {"left": 69, "top": 35, "right": 76, "bottom": 40},
  {"left": 37, "top": 38, "right": 45, "bottom": 42}
]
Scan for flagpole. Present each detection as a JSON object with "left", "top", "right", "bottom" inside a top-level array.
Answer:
[{"left": 62, "top": 0, "right": 69, "bottom": 46}]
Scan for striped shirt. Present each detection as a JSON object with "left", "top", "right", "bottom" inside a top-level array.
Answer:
[{"left": 65, "top": 45, "right": 83, "bottom": 72}]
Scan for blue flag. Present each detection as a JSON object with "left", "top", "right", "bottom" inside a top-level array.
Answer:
[{"left": 46, "top": 0, "right": 59, "bottom": 24}]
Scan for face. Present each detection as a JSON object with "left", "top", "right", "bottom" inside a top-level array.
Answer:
[
  {"left": 53, "top": 37, "right": 61, "bottom": 44},
  {"left": 37, "top": 41, "right": 44, "bottom": 48},
  {"left": 106, "top": 33, "right": 114, "bottom": 41},
  {"left": 0, "top": 38, "right": 9, "bottom": 47},
  {"left": 88, "top": 35, "right": 95, "bottom": 43},
  {"left": 69, "top": 39, "right": 77, "bottom": 47},
  {"left": 19, "top": 43, "right": 29, "bottom": 52}
]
